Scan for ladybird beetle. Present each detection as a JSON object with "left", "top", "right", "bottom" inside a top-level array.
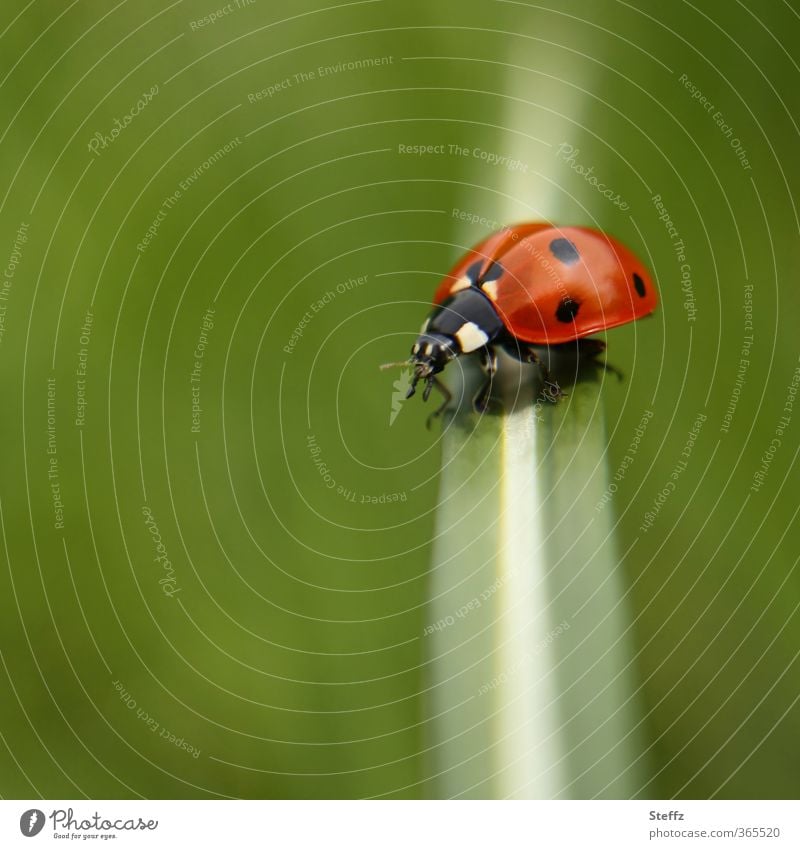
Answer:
[{"left": 391, "top": 223, "right": 658, "bottom": 415}]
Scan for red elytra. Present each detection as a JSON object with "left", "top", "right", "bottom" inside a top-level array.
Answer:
[
  {"left": 396, "top": 223, "right": 659, "bottom": 413},
  {"left": 432, "top": 223, "right": 658, "bottom": 346}
]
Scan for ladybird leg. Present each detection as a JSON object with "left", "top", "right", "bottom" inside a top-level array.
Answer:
[
  {"left": 575, "top": 337, "right": 606, "bottom": 357},
  {"left": 472, "top": 347, "right": 498, "bottom": 413},
  {"left": 511, "top": 344, "right": 564, "bottom": 403},
  {"left": 532, "top": 357, "right": 564, "bottom": 402},
  {"left": 425, "top": 378, "right": 453, "bottom": 430},
  {"left": 576, "top": 337, "right": 624, "bottom": 382},
  {"left": 405, "top": 371, "right": 420, "bottom": 399}
]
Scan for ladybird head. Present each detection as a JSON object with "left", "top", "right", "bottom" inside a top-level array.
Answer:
[{"left": 406, "top": 332, "right": 458, "bottom": 400}]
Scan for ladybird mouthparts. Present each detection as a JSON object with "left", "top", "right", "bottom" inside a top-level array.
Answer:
[
  {"left": 406, "top": 362, "right": 435, "bottom": 401},
  {"left": 406, "top": 333, "right": 457, "bottom": 402}
]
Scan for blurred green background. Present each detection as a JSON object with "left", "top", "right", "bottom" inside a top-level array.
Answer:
[{"left": 0, "top": 0, "right": 798, "bottom": 799}]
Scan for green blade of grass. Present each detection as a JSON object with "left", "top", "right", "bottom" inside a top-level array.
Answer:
[{"left": 425, "top": 353, "right": 648, "bottom": 798}]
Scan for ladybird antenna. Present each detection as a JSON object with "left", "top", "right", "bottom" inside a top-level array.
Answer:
[{"left": 379, "top": 359, "right": 412, "bottom": 371}]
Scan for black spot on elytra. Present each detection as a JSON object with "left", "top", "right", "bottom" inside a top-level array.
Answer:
[
  {"left": 550, "top": 238, "right": 580, "bottom": 265},
  {"left": 633, "top": 272, "right": 646, "bottom": 298},
  {"left": 556, "top": 298, "right": 581, "bottom": 322}
]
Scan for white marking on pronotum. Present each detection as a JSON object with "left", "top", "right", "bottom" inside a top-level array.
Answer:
[
  {"left": 425, "top": 343, "right": 434, "bottom": 355},
  {"left": 455, "top": 321, "right": 489, "bottom": 352},
  {"left": 482, "top": 280, "right": 499, "bottom": 300},
  {"left": 450, "top": 275, "right": 472, "bottom": 295}
]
